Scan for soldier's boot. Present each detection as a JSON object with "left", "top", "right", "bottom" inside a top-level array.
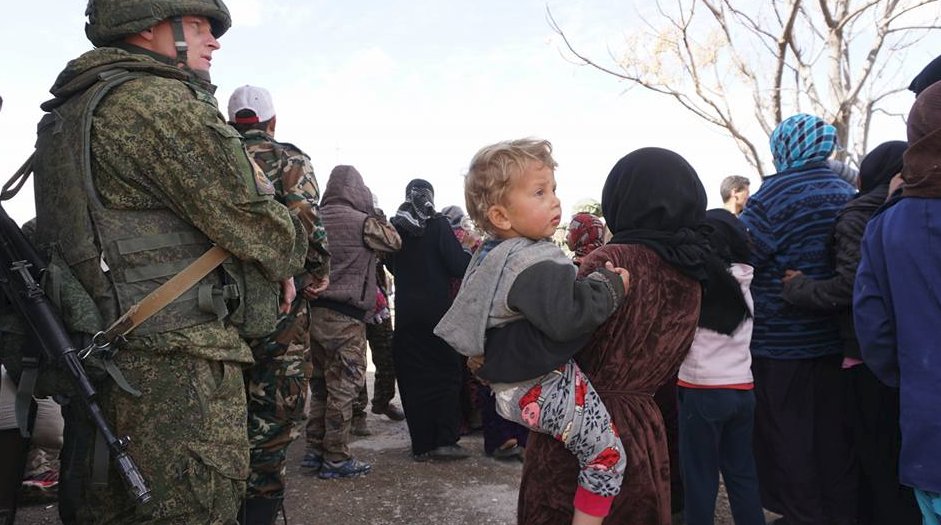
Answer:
[{"left": 237, "top": 496, "right": 282, "bottom": 525}]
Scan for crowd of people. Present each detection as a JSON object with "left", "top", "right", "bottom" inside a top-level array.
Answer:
[{"left": 0, "top": 1, "right": 940, "bottom": 525}]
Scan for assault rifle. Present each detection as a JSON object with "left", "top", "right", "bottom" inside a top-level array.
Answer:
[{"left": 0, "top": 203, "right": 152, "bottom": 505}]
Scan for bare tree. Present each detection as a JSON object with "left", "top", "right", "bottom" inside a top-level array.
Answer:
[{"left": 549, "top": 1, "right": 938, "bottom": 176}]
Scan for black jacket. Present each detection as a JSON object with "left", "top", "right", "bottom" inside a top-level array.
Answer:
[{"left": 781, "top": 186, "right": 888, "bottom": 358}]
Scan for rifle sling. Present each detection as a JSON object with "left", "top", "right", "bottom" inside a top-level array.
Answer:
[{"left": 100, "top": 245, "right": 231, "bottom": 345}]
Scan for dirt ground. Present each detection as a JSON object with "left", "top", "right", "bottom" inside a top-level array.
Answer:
[{"left": 15, "top": 372, "right": 778, "bottom": 524}]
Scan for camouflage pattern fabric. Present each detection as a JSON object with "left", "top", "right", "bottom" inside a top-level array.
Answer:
[
  {"left": 305, "top": 307, "right": 367, "bottom": 463},
  {"left": 241, "top": 130, "right": 328, "bottom": 498},
  {"left": 34, "top": 47, "right": 306, "bottom": 524},
  {"left": 242, "top": 130, "right": 330, "bottom": 283},
  {"left": 66, "top": 352, "right": 248, "bottom": 524},
  {"left": 244, "top": 306, "right": 312, "bottom": 498},
  {"left": 353, "top": 316, "right": 397, "bottom": 415}
]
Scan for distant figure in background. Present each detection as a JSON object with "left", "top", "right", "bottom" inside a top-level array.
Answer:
[
  {"left": 440, "top": 205, "right": 485, "bottom": 437},
  {"left": 720, "top": 175, "right": 751, "bottom": 216},
  {"left": 828, "top": 159, "right": 860, "bottom": 188},
  {"left": 366, "top": 263, "right": 405, "bottom": 421},
  {"left": 442, "top": 205, "right": 482, "bottom": 254},
  {"left": 564, "top": 212, "right": 605, "bottom": 266},
  {"left": 386, "top": 180, "right": 471, "bottom": 461},
  {"left": 854, "top": 81, "right": 941, "bottom": 525}
]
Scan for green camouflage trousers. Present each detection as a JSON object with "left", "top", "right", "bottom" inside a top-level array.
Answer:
[
  {"left": 353, "top": 316, "right": 397, "bottom": 414},
  {"left": 61, "top": 351, "right": 248, "bottom": 524},
  {"left": 245, "top": 304, "right": 312, "bottom": 499},
  {"left": 305, "top": 307, "right": 366, "bottom": 463}
]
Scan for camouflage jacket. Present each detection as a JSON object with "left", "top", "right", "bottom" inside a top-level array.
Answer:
[
  {"left": 241, "top": 129, "right": 330, "bottom": 286},
  {"left": 35, "top": 48, "right": 306, "bottom": 363}
]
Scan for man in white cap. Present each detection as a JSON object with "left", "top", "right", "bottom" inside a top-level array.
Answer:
[{"left": 228, "top": 85, "right": 331, "bottom": 524}]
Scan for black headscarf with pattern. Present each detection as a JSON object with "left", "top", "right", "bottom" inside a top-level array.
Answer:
[{"left": 391, "top": 179, "right": 436, "bottom": 237}]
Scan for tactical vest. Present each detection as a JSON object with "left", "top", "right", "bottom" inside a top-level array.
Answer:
[
  {"left": 32, "top": 65, "right": 232, "bottom": 338},
  {"left": 318, "top": 204, "right": 376, "bottom": 313}
]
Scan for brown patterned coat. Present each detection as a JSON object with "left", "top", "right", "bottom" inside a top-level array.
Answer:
[{"left": 518, "top": 244, "right": 700, "bottom": 525}]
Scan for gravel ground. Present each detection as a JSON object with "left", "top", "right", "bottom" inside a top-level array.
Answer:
[{"left": 15, "top": 372, "right": 780, "bottom": 524}]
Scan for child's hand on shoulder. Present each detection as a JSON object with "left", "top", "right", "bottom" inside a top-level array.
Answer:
[{"left": 604, "top": 261, "right": 631, "bottom": 293}]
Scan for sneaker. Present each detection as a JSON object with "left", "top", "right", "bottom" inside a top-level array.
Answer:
[
  {"left": 371, "top": 403, "right": 406, "bottom": 421},
  {"left": 318, "top": 458, "right": 372, "bottom": 479},
  {"left": 351, "top": 416, "right": 371, "bottom": 436},
  {"left": 300, "top": 451, "right": 323, "bottom": 470},
  {"left": 22, "top": 469, "right": 58, "bottom": 491}
]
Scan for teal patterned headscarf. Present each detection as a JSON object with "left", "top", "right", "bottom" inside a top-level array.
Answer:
[{"left": 770, "top": 114, "right": 837, "bottom": 173}]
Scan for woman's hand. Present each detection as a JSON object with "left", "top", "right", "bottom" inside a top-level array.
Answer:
[{"left": 605, "top": 261, "right": 631, "bottom": 293}]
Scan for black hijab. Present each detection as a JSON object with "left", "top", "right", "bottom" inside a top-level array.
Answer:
[
  {"left": 910, "top": 54, "right": 941, "bottom": 96},
  {"left": 858, "top": 140, "right": 906, "bottom": 194},
  {"left": 602, "top": 148, "right": 748, "bottom": 335},
  {"left": 602, "top": 147, "right": 709, "bottom": 279},
  {"left": 698, "top": 209, "right": 752, "bottom": 333}
]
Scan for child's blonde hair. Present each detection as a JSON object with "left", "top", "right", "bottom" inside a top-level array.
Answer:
[{"left": 464, "top": 138, "right": 558, "bottom": 235}]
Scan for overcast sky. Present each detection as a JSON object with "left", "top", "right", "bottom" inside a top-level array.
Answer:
[{"left": 0, "top": 0, "right": 932, "bottom": 225}]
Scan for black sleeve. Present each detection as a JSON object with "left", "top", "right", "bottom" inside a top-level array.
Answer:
[
  {"left": 478, "top": 319, "right": 587, "bottom": 383},
  {"left": 434, "top": 217, "right": 471, "bottom": 278},
  {"left": 507, "top": 260, "right": 623, "bottom": 343},
  {"left": 781, "top": 210, "right": 864, "bottom": 310}
]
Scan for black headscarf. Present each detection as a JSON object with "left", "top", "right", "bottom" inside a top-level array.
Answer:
[
  {"left": 703, "top": 209, "right": 750, "bottom": 264},
  {"left": 602, "top": 148, "right": 748, "bottom": 335},
  {"left": 391, "top": 179, "right": 436, "bottom": 236},
  {"left": 909, "top": 54, "right": 941, "bottom": 96},
  {"left": 858, "top": 141, "right": 906, "bottom": 194},
  {"left": 698, "top": 209, "right": 752, "bottom": 333},
  {"left": 603, "top": 147, "right": 709, "bottom": 279}
]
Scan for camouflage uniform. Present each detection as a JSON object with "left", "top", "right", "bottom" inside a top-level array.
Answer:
[
  {"left": 33, "top": 47, "right": 305, "bottom": 525},
  {"left": 241, "top": 129, "right": 329, "bottom": 499},
  {"left": 353, "top": 263, "right": 397, "bottom": 417}
]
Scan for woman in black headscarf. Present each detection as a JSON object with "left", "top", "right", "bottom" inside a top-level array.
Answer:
[
  {"left": 780, "top": 139, "right": 921, "bottom": 525},
  {"left": 384, "top": 179, "right": 472, "bottom": 459},
  {"left": 517, "top": 148, "right": 714, "bottom": 525}
]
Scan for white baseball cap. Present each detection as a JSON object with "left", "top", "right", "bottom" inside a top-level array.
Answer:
[{"left": 227, "top": 85, "right": 276, "bottom": 124}]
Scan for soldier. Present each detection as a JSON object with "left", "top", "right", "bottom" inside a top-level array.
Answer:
[
  {"left": 227, "top": 85, "right": 330, "bottom": 524},
  {"left": 31, "top": 1, "right": 307, "bottom": 523}
]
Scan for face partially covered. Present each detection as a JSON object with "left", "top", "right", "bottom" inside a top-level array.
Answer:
[{"left": 488, "top": 161, "right": 562, "bottom": 241}]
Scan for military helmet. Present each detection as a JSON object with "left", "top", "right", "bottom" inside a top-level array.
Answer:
[{"left": 85, "top": 0, "right": 231, "bottom": 47}]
